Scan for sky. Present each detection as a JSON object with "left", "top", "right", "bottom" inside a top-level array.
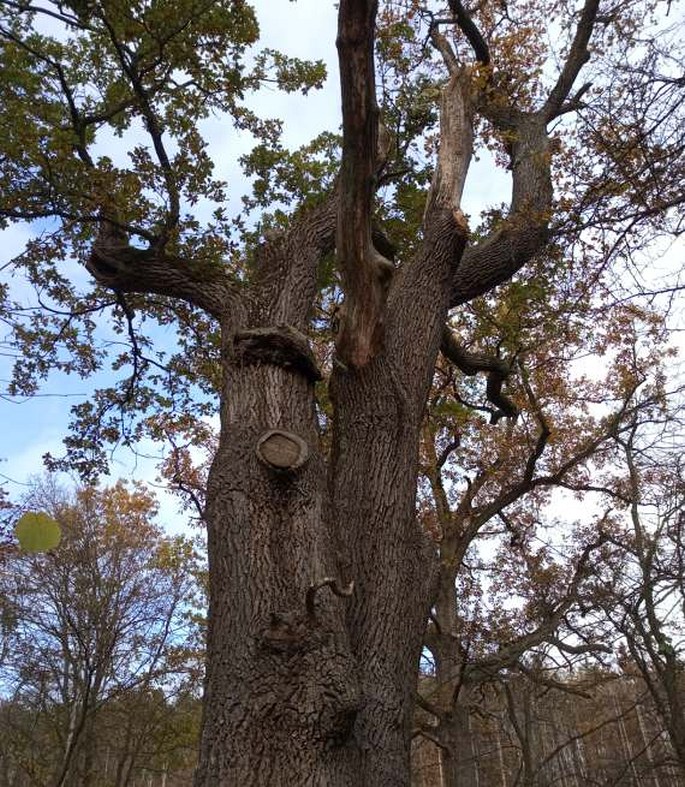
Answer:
[
  {"left": 5, "top": 1, "right": 680, "bottom": 535},
  {"left": 0, "top": 1, "right": 341, "bottom": 527},
  {"left": 0, "top": 0, "right": 515, "bottom": 533}
]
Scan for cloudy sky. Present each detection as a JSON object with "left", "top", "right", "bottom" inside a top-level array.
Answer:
[
  {"left": 0, "top": 2, "right": 341, "bottom": 517},
  {"left": 0, "top": 0, "right": 517, "bottom": 530}
]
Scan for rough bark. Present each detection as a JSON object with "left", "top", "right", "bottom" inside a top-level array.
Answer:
[
  {"left": 193, "top": 200, "right": 362, "bottom": 785},
  {"left": 324, "top": 17, "right": 475, "bottom": 776},
  {"left": 328, "top": 207, "right": 469, "bottom": 783},
  {"left": 87, "top": 219, "right": 233, "bottom": 318}
]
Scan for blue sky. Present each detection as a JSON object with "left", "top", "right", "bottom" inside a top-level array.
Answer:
[
  {"left": 0, "top": 1, "right": 343, "bottom": 526},
  {"left": 0, "top": 0, "right": 598, "bottom": 531}
]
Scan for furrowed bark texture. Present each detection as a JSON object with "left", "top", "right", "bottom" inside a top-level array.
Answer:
[
  {"left": 195, "top": 203, "right": 368, "bottom": 786},
  {"left": 325, "top": 23, "right": 474, "bottom": 775},
  {"left": 190, "top": 37, "right": 473, "bottom": 784}
]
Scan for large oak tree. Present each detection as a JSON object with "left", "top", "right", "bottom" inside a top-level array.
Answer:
[{"left": 1, "top": 0, "right": 683, "bottom": 784}]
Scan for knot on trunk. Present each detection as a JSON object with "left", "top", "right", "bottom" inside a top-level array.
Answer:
[
  {"left": 255, "top": 429, "right": 310, "bottom": 472},
  {"left": 306, "top": 577, "right": 355, "bottom": 620},
  {"left": 262, "top": 611, "right": 312, "bottom": 652},
  {"left": 234, "top": 325, "right": 322, "bottom": 383}
]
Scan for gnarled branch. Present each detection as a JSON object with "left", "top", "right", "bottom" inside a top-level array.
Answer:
[
  {"left": 449, "top": 0, "right": 601, "bottom": 307},
  {"left": 87, "top": 219, "right": 235, "bottom": 319},
  {"left": 441, "top": 326, "right": 518, "bottom": 423}
]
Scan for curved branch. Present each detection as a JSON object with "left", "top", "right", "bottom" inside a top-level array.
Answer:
[
  {"left": 465, "top": 537, "right": 608, "bottom": 681},
  {"left": 542, "top": 0, "right": 600, "bottom": 122},
  {"left": 449, "top": 1, "right": 601, "bottom": 306},
  {"left": 450, "top": 113, "right": 553, "bottom": 306},
  {"left": 447, "top": 0, "right": 490, "bottom": 65},
  {"left": 86, "top": 220, "right": 236, "bottom": 318},
  {"left": 440, "top": 326, "right": 518, "bottom": 422}
]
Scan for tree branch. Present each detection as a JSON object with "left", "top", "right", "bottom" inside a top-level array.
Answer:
[
  {"left": 542, "top": 0, "right": 600, "bottom": 122},
  {"left": 423, "top": 68, "right": 474, "bottom": 228},
  {"left": 251, "top": 190, "right": 338, "bottom": 331},
  {"left": 335, "top": 0, "right": 394, "bottom": 367},
  {"left": 450, "top": 111, "right": 552, "bottom": 306},
  {"left": 448, "top": 0, "right": 602, "bottom": 307},
  {"left": 447, "top": 0, "right": 490, "bottom": 65},
  {"left": 440, "top": 326, "right": 519, "bottom": 422},
  {"left": 86, "top": 220, "right": 236, "bottom": 319},
  {"left": 96, "top": 11, "right": 181, "bottom": 242},
  {"left": 448, "top": 2, "right": 601, "bottom": 307}
]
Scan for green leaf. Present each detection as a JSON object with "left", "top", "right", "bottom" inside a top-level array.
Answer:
[{"left": 15, "top": 512, "right": 62, "bottom": 553}]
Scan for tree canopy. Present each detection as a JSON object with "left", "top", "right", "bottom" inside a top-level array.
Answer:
[{"left": 1, "top": 479, "right": 203, "bottom": 786}]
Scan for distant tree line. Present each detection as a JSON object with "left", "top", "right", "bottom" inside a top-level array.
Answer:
[
  {"left": 412, "top": 669, "right": 685, "bottom": 787},
  {"left": 0, "top": 481, "right": 203, "bottom": 787}
]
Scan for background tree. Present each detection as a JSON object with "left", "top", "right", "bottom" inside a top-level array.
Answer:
[
  {"left": 413, "top": 273, "right": 677, "bottom": 783},
  {"left": 0, "top": 479, "right": 202, "bottom": 787},
  {"left": 588, "top": 403, "right": 685, "bottom": 773},
  {"left": 0, "top": 1, "right": 683, "bottom": 784},
  {"left": 412, "top": 665, "right": 684, "bottom": 786}
]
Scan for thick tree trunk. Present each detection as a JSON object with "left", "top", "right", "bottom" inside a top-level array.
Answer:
[
  {"left": 328, "top": 358, "right": 434, "bottom": 784},
  {"left": 658, "top": 661, "right": 685, "bottom": 769},
  {"left": 190, "top": 0, "right": 571, "bottom": 780},
  {"left": 196, "top": 359, "right": 359, "bottom": 785},
  {"left": 195, "top": 233, "right": 464, "bottom": 785},
  {"left": 194, "top": 12, "right": 474, "bottom": 779},
  {"left": 425, "top": 536, "right": 479, "bottom": 787},
  {"left": 193, "top": 206, "right": 467, "bottom": 787},
  {"left": 439, "top": 710, "right": 480, "bottom": 787},
  {"left": 193, "top": 220, "right": 361, "bottom": 780}
]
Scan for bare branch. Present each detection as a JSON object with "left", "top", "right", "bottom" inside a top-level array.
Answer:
[
  {"left": 430, "top": 27, "right": 460, "bottom": 77},
  {"left": 447, "top": 0, "right": 490, "bottom": 65},
  {"left": 415, "top": 691, "right": 446, "bottom": 723},
  {"left": 542, "top": 0, "right": 600, "bottom": 122},
  {"left": 424, "top": 70, "right": 474, "bottom": 224},
  {"left": 557, "top": 81, "right": 593, "bottom": 117}
]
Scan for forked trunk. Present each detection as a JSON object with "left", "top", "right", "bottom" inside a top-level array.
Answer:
[
  {"left": 195, "top": 201, "right": 467, "bottom": 785},
  {"left": 192, "top": 0, "right": 562, "bottom": 779},
  {"left": 195, "top": 314, "right": 440, "bottom": 784}
]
